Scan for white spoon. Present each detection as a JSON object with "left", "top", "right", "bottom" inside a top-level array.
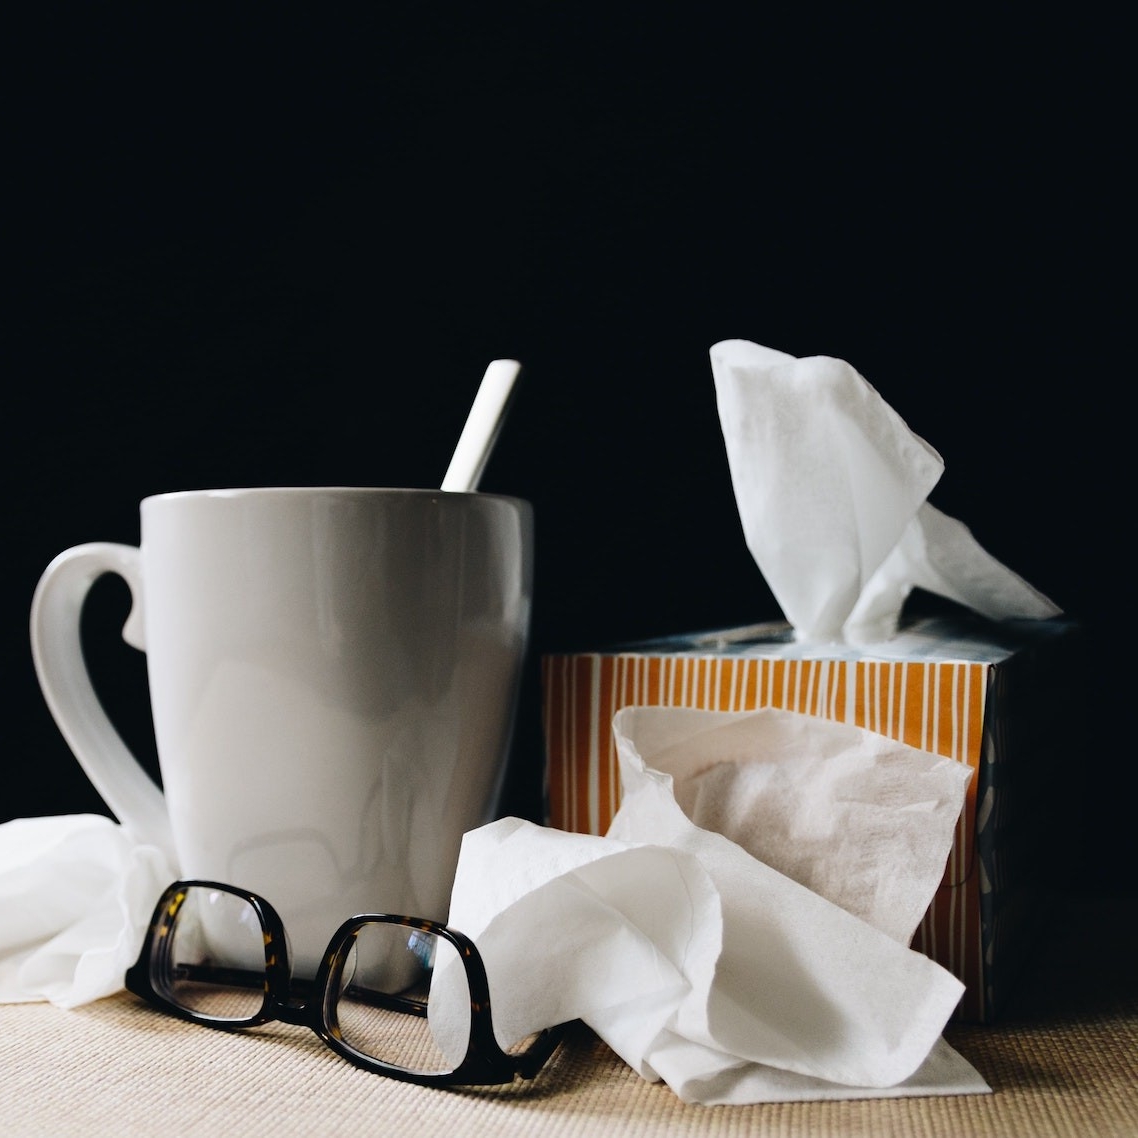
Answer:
[{"left": 441, "top": 358, "right": 523, "bottom": 492}]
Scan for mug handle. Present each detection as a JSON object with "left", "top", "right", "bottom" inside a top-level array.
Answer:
[{"left": 30, "top": 542, "right": 176, "bottom": 862}]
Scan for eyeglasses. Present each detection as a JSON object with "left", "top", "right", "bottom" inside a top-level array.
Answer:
[{"left": 125, "top": 880, "right": 566, "bottom": 1087}]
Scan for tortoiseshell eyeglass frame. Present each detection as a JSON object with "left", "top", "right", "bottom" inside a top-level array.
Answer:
[{"left": 124, "top": 879, "right": 567, "bottom": 1087}]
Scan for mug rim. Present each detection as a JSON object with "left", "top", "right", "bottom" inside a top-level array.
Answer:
[{"left": 141, "top": 486, "right": 531, "bottom": 508}]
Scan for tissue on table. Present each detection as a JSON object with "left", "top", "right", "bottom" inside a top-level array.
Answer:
[
  {"left": 0, "top": 814, "right": 173, "bottom": 1007},
  {"left": 709, "top": 339, "right": 1061, "bottom": 645},
  {"left": 436, "top": 705, "right": 990, "bottom": 1105}
]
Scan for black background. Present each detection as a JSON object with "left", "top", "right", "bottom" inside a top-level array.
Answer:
[{"left": 5, "top": 10, "right": 1131, "bottom": 893}]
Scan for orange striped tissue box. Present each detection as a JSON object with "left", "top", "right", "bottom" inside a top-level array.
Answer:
[{"left": 541, "top": 613, "right": 1082, "bottom": 1023}]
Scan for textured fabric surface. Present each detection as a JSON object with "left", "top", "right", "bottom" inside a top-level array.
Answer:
[{"left": 3, "top": 894, "right": 1135, "bottom": 1138}]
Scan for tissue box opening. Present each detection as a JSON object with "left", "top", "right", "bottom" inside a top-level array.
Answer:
[{"left": 541, "top": 612, "right": 1083, "bottom": 1024}]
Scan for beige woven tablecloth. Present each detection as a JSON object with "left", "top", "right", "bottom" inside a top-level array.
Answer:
[{"left": 3, "top": 893, "right": 1135, "bottom": 1138}]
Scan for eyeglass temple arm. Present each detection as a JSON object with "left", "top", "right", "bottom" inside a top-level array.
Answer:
[
  {"left": 339, "top": 981, "right": 428, "bottom": 1018},
  {"left": 513, "top": 1021, "right": 571, "bottom": 1078}
]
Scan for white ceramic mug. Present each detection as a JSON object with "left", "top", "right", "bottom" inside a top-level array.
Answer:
[{"left": 31, "top": 487, "right": 534, "bottom": 975}]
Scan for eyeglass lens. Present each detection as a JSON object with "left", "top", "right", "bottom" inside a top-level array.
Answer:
[
  {"left": 335, "top": 921, "right": 472, "bottom": 1074},
  {"left": 159, "top": 884, "right": 475, "bottom": 1075},
  {"left": 164, "top": 885, "right": 268, "bottom": 1020}
]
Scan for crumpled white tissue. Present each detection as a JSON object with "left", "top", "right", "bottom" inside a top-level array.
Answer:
[
  {"left": 434, "top": 705, "right": 990, "bottom": 1104},
  {"left": 710, "top": 339, "right": 1061, "bottom": 644},
  {"left": 0, "top": 813, "right": 173, "bottom": 1008}
]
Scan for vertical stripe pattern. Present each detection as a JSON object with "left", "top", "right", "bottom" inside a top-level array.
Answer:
[{"left": 541, "top": 651, "right": 990, "bottom": 1021}]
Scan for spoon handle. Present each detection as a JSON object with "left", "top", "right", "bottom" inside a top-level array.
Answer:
[{"left": 441, "top": 359, "right": 523, "bottom": 492}]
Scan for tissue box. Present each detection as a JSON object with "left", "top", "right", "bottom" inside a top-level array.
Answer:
[{"left": 541, "top": 612, "right": 1083, "bottom": 1023}]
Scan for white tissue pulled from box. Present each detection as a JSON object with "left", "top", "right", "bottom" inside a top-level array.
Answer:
[
  {"left": 709, "top": 339, "right": 1061, "bottom": 645},
  {"left": 0, "top": 814, "right": 173, "bottom": 1008},
  {"left": 431, "top": 706, "right": 990, "bottom": 1104}
]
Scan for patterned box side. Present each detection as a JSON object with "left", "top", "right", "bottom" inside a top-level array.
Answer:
[{"left": 542, "top": 651, "right": 991, "bottom": 1021}]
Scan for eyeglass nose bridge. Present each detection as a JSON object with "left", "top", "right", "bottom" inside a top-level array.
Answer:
[
  {"left": 255, "top": 950, "right": 337, "bottom": 1032},
  {"left": 268, "top": 993, "right": 318, "bottom": 1028}
]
